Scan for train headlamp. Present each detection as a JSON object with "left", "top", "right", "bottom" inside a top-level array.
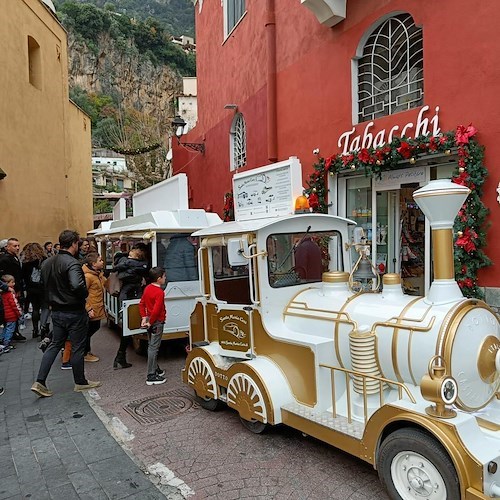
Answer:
[{"left": 421, "top": 355, "right": 457, "bottom": 419}]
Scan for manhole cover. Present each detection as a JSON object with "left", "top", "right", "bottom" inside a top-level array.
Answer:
[{"left": 123, "top": 388, "right": 199, "bottom": 424}]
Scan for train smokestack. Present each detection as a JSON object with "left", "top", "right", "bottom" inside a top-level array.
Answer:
[{"left": 413, "top": 179, "right": 470, "bottom": 304}]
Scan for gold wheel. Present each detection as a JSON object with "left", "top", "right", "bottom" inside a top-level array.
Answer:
[
  {"left": 187, "top": 356, "right": 217, "bottom": 400},
  {"left": 227, "top": 373, "right": 267, "bottom": 424}
]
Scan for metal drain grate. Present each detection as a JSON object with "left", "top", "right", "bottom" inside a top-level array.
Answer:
[{"left": 123, "top": 388, "right": 200, "bottom": 424}]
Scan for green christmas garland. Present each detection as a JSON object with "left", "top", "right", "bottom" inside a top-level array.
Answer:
[{"left": 305, "top": 126, "right": 491, "bottom": 299}]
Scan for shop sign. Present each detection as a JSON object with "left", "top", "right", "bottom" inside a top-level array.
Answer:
[
  {"left": 218, "top": 311, "right": 250, "bottom": 353},
  {"left": 233, "top": 156, "right": 303, "bottom": 221},
  {"left": 374, "top": 166, "right": 426, "bottom": 191},
  {"left": 337, "top": 105, "right": 441, "bottom": 156}
]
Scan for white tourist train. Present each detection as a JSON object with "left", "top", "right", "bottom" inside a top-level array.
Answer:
[{"left": 182, "top": 158, "right": 500, "bottom": 499}]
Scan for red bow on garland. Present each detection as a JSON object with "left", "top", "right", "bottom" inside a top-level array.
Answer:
[{"left": 455, "top": 124, "right": 478, "bottom": 145}]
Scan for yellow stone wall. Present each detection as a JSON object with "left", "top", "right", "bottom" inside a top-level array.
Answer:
[{"left": 0, "top": 0, "right": 92, "bottom": 246}]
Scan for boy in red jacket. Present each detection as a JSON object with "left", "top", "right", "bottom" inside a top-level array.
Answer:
[
  {"left": 139, "top": 267, "right": 167, "bottom": 385},
  {"left": 1, "top": 274, "right": 23, "bottom": 350}
]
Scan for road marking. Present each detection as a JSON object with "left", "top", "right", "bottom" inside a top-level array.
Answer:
[{"left": 147, "top": 462, "right": 195, "bottom": 498}]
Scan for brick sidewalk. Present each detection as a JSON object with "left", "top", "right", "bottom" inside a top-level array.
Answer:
[{"left": 0, "top": 327, "right": 172, "bottom": 500}]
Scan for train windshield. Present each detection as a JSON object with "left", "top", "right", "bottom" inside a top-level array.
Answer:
[{"left": 267, "top": 230, "right": 343, "bottom": 288}]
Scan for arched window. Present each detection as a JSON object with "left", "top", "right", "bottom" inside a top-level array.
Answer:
[
  {"left": 230, "top": 113, "right": 246, "bottom": 171},
  {"left": 357, "top": 13, "right": 423, "bottom": 123}
]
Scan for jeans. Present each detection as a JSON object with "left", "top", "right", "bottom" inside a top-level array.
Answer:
[
  {"left": 36, "top": 310, "right": 89, "bottom": 385},
  {"left": 146, "top": 321, "right": 163, "bottom": 377},
  {"left": 86, "top": 320, "right": 101, "bottom": 355},
  {"left": 1, "top": 322, "right": 16, "bottom": 346}
]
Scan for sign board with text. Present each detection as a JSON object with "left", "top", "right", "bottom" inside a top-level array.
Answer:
[
  {"left": 233, "top": 157, "right": 303, "bottom": 221},
  {"left": 374, "top": 166, "right": 426, "bottom": 191}
]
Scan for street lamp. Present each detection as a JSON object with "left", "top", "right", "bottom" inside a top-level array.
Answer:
[{"left": 171, "top": 115, "right": 205, "bottom": 154}]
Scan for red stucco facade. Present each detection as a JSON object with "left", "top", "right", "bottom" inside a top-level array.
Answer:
[{"left": 172, "top": 0, "right": 500, "bottom": 288}]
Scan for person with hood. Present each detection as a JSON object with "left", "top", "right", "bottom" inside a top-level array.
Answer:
[
  {"left": 163, "top": 234, "right": 198, "bottom": 282},
  {"left": 112, "top": 246, "right": 149, "bottom": 369}
]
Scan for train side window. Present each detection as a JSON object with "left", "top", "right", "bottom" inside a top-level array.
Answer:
[
  {"left": 267, "top": 230, "right": 344, "bottom": 288},
  {"left": 212, "top": 245, "right": 251, "bottom": 304}
]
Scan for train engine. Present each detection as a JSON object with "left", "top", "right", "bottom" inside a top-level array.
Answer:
[{"left": 183, "top": 179, "right": 500, "bottom": 500}]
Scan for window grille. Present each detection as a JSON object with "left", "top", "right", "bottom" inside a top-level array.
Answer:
[
  {"left": 357, "top": 14, "right": 423, "bottom": 122},
  {"left": 224, "top": 0, "right": 245, "bottom": 36},
  {"left": 230, "top": 113, "right": 247, "bottom": 171}
]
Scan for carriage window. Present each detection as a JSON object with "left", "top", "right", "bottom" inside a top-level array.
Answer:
[
  {"left": 212, "top": 245, "right": 250, "bottom": 304},
  {"left": 157, "top": 233, "right": 199, "bottom": 282},
  {"left": 267, "top": 230, "right": 343, "bottom": 288}
]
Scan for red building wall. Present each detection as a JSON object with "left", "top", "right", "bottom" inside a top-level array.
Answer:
[{"left": 172, "top": 0, "right": 500, "bottom": 287}]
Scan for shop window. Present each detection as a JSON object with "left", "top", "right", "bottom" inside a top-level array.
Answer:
[
  {"left": 356, "top": 13, "right": 423, "bottom": 123},
  {"left": 224, "top": 0, "right": 246, "bottom": 37},
  {"left": 230, "top": 113, "right": 247, "bottom": 171},
  {"left": 267, "top": 230, "right": 343, "bottom": 288},
  {"left": 28, "top": 36, "right": 42, "bottom": 90}
]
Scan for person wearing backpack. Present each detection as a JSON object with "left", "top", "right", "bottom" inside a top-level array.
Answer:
[{"left": 21, "top": 243, "right": 48, "bottom": 338}]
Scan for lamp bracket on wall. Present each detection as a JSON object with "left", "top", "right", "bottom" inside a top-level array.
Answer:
[{"left": 171, "top": 115, "right": 205, "bottom": 154}]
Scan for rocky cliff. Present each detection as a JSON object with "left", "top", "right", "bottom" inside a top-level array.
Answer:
[{"left": 67, "top": 32, "right": 181, "bottom": 126}]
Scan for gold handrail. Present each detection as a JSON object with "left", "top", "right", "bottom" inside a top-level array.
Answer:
[{"left": 320, "top": 363, "right": 417, "bottom": 424}]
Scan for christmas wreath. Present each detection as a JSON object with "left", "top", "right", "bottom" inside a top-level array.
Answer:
[{"left": 305, "top": 125, "right": 490, "bottom": 299}]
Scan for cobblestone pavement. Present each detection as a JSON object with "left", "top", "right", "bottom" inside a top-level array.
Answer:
[
  {"left": 0, "top": 326, "right": 170, "bottom": 500},
  {"left": 84, "top": 325, "right": 389, "bottom": 500}
]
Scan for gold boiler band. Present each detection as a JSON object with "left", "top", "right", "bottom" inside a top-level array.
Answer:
[{"left": 432, "top": 229, "right": 454, "bottom": 280}]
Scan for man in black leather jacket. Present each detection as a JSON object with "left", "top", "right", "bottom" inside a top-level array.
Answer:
[{"left": 31, "top": 230, "right": 101, "bottom": 397}]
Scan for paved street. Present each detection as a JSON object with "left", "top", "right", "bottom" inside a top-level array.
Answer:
[
  {"left": 1, "top": 322, "right": 389, "bottom": 499},
  {"left": 83, "top": 325, "right": 389, "bottom": 500}
]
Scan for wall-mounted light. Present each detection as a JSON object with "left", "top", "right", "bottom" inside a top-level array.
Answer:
[
  {"left": 224, "top": 104, "right": 238, "bottom": 111},
  {"left": 171, "top": 115, "right": 205, "bottom": 154},
  {"left": 0, "top": 167, "right": 6, "bottom": 180},
  {"left": 497, "top": 181, "right": 500, "bottom": 205}
]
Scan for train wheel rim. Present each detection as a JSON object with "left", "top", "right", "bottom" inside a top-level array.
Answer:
[{"left": 390, "top": 451, "right": 447, "bottom": 499}]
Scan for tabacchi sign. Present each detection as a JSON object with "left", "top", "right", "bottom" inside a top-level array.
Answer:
[{"left": 337, "top": 105, "right": 441, "bottom": 155}]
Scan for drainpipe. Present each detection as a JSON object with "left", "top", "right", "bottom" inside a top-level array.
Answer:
[{"left": 265, "top": 0, "right": 277, "bottom": 162}]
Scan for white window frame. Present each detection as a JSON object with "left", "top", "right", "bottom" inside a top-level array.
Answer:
[
  {"left": 352, "top": 12, "right": 424, "bottom": 124},
  {"left": 230, "top": 113, "right": 247, "bottom": 171},
  {"left": 223, "top": 0, "right": 246, "bottom": 39}
]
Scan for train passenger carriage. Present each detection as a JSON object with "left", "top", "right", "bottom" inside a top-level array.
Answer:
[
  {"left": 92, "top": 174, "right": 222, "bottom": 351},
  {"left": 182, "top": 158, "right": 500, "bottom": 499}
]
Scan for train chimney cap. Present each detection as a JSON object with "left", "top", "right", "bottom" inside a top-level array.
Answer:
[{"left": 413, "top": 179, "right": 470, "bottom": 230}]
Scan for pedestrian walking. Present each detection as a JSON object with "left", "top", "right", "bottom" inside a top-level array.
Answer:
[
  {"left": 31, "top": 230, "right": 101, "bottom": 398},
  {"left": 139, "top": 267, "right": 167, "bottom": 386},
  {"left": 43, "top": 241, "right": 55, "bottom": 257},
  {"left": 21, "top": 242, "right": 49, "bottom": 338}
]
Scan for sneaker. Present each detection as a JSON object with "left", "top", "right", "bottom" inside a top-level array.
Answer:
[
  {"left": 61, "top": 362, "right": 72, "bottom": 370},
  {"left": 38, "top": 338, "right": 51, "bottom": 353},
  {"left": 156, "top": 366, "right": 165, "bottom": 377},
  {"left": 74, "top": 380, "right": 102, "bottom": 392},
  {"left": 13, "top": 332, "right": 26, "bottom": 342},
  {"left": 0, "top": 387, "right": 4, "bottom": 396},
  {"left": 146, "top": 374, "right": 166, "bottom": 386},
  {"left": 84, "top": 353, "right": 99, "bottom": 362},
  {"left": 31, "top": 382, "right": 53, "bottom": 398}
]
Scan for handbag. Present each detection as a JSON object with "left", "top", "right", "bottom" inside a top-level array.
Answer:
[{"left": 105, "top": 271, "right": 122, "bottom": 297}]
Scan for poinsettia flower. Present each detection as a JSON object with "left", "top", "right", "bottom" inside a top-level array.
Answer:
[
  {"left": 397, "top": 141, "right": 412, "bottom": 159},
  {"left": 341, "top": 154, "right": 354, "bottom": 166},
  {"left": 358, "top": 148, "right": 371, "bottom": 163},
  {"left": 428, "top": 136, "right": 438, "bottom": 151},
  {"left": 456, "top": 228, "right": 477, "bottom": 253},
  {"left": 325, "top": 156, "right": 334, "bottom": 169},
  {"left": 455, "top": 124, "right": 478, "bottom": 144}
]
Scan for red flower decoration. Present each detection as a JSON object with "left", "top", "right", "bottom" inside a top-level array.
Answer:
[
  {"left": 397, "top": 141, "right": 412, "bottom": 159},
  {"left": 428, "top": 137, "right": 438, "bottom": 151},
  {"left": 456, "top": 228, "right": 477, "bottom": 253},
  {"left": 341, "top": 154, "right": 354, "bottom": 166},
  {"left": 308, "top": 192, "right": 319, "bottom": 211},
  {"left": 358, "top": 148, "right": 371, "bottom": 163},
  {"left": 325, "top": 156, "right": 334, "bottom": 169},
  {"left": 455, "top": 124, "right": 478, "bottom": 145}
]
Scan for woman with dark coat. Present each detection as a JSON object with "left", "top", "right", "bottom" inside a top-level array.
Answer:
[
  {"left": 112, "top": 247, "right": 149, "bottom": 368},
  {"left": 21, "top": 243, "right": 49, "bottom": 338}
]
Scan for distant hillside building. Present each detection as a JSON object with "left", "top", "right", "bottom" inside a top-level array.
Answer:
[
  {"left": 177, "top": 77, "right": 198, "bottom": 131},
  {"left": 0, "top": 0, "right": 93, "bottom": 244}
]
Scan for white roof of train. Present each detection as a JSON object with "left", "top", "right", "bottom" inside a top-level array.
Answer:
[
  {"left": 192, "top": 213, "right": 355, "bottom": 237},
  {"left": 93, "top": 210, "right": 223, "bottom": 237}
]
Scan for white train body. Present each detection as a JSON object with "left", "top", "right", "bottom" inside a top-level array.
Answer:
[{"left": 182, "top": 178, "right": 500, "bottom": 499}]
